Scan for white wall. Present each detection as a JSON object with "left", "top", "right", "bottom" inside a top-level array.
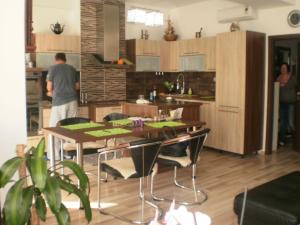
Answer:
[
  {"left": 33, "top": 0, "right": 80, "bottom": 35},
  {"left": 170, "top": 0, "right": 240, "bottom": 39},
  {"left": 170, "top": 0, "right": 300, "bottom": 39},
  {"left": 0, "top": 0, "right": 27, "bottom": 201}
]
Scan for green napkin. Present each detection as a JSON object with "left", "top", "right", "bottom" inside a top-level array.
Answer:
[
  {"left": 145, "top": 121, "right": 186, "bottom": 128},
  {"left": 85, "top": 128, "right": 132, "bottom": 138},
  {"left": 62, "top": 122, "right": 104, "bottom": 130},
  {"left": 109, "top": 119, "right": 133, "bottom": 126}
]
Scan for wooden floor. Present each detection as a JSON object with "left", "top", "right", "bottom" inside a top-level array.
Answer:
[{"left": 41, "top": 147, "right": 300, "bottom": 225}]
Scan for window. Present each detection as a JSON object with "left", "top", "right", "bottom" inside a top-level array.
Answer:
[{"left": 127, "top": 8, "right": 164, "bottom": 27}]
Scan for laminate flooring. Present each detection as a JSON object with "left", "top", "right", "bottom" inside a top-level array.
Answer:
[{"left": 41, "top": 148, "right": 300, "bottom": 225}]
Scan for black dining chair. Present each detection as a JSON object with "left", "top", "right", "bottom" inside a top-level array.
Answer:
[
  {"left": 103, "top": 112, "right": 129, "bottom": 122},
  {"left": 57, "top": 117, "right": 105, "bottom": 174},
  {"left": 150, "top": 128, "right": 210, "bottom": 206},
  {"left": 97, "top": 138, "right": 163, "bottom": 224}
]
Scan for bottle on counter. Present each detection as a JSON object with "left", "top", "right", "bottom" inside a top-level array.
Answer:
[
  {"left": 188, "top": 88, "right": 193, "bottom": 95},
  {"left": 149, "top": 91, "right": 154, "bottom": 102},
  {"left": 153, "top": 86, "right": 157, "bottom": 100}
]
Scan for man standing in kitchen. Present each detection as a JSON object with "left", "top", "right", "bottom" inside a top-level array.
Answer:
[{"left": 46, "top": 52, "right": 80, "bottom": 159}]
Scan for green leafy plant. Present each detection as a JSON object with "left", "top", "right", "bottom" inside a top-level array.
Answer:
[
  {"left": 0, "top": 138, "right": 92, "bottom": 225},
  {"left": 163, "top": 81, "right": 174, "bottom": 93}
]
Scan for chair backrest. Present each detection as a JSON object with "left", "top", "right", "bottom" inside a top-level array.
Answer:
[
  {"left": 161, "top": 128, "right": 210, "bottom": 164},
  {"left": 189, "top": 128, "right": 210, "bottom": 164},
  {"left": 129, "top": 138, "right": 162, "bottom": 178},
  {"left": 57, "top": 117, "right": 91, "bottom": 126},
  {"left": 103, "top": 113, "right": 128, "bottom": 122}
]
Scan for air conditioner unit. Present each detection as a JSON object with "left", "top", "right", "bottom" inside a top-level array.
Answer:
[{"left": 217, "top": 6, "right": 257, "bottom": 23}]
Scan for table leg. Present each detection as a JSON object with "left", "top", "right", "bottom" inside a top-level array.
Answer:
[
  {"left": 76, "top": 143, "right": 83, "bottom": 168},
  {"left": 49, "top": 134, "right": 55, "bottom": 171}
]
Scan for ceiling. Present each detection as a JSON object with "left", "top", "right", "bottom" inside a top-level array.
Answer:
[{"left": 126, "top": 0, "right": 295, "bottom": 9}]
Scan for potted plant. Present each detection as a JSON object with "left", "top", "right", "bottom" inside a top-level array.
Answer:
[{"left": 0, "top": 138, "right": 92, "bottom": 225}]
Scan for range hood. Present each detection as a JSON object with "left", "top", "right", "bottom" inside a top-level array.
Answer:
[{"left": 103, "top": 3, "right": 120, "bottom": 62}]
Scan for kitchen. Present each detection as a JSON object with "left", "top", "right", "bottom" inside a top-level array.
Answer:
[
  {"left": 3, "top": 0, "right": 300, "bottom": 224},
  {"left": 26, "top": 0, "right": 264, "bottom": 157}
]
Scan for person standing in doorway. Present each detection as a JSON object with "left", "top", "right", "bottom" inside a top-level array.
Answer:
[
  {"left": 277, "top": 62, "right": 297, "bottom": 146},
  {"left": 47, "top": 53, "right": 80, "bottom": 159}
]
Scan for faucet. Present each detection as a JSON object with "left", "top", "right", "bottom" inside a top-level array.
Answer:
[{"left": 176, "top": 73, "right": 185, "bottom": 94}]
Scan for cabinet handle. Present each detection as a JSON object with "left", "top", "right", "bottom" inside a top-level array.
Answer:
[
  {"left": 218, "top": 109, "right": 239, "bottom": 113},
  {"left": 219, "top": 105, "right": 239, "bottom": 109}
]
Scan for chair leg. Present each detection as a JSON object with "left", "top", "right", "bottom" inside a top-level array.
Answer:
[
  {"left": 60, "top": 140, "right": 64, "bottom": 175},
  {"left": 99, "top": 177, "right": 163, "bottom": 224},
  {"left": 151, "top": 165, "right": 208, "bottom": 206}
]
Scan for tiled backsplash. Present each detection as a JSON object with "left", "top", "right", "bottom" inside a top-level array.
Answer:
[
  {"left": 126, "top": 72, "right": 216, "bottom": 100},
  {"left": 81, "top": 0, "right": 126, "bottom": 102}
]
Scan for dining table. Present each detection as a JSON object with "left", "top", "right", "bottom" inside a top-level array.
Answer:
[{"left": 42, "top": 119, "right": 205, "bottom": 170}]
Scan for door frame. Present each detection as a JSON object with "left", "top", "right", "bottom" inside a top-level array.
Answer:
[{"left": 265, "top": 34, "right": 300, "bottom": 154}]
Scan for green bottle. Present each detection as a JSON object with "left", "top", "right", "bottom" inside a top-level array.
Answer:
[{"left": 188, "top": 88, "right": 192, "bottom": 95}]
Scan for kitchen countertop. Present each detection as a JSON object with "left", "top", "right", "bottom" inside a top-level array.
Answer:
[
  {"left": 41, "top": 100, "right": 123, "bottom": 109},
  {"left": 161, "top": 94, "right": 215, "bottom": 103},
  {"left": 125, "top": 100, "right": 202, "bottom": 107}
]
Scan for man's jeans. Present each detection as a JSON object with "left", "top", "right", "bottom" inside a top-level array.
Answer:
[{"left": 47, "top": 100, "right": 78, "bottom": 159}]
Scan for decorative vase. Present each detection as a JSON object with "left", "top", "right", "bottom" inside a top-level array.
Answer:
[{"left": 164, "top": 19, "right": 178, "bottom": 41}]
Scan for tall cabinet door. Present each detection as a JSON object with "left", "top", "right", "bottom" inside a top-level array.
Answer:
[
  {"left": 216, "top": 32, "right": 246, "bottom": 109},
  {"left": 215, "top": 106, "right": 245, "bottom": 154},
  {"left": 215, "top": 31, "right": 246, "bottom": 154}
]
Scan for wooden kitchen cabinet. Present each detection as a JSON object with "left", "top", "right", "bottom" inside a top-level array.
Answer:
[
  {"left": 199, "top": 101, "right": 216, "bottom": 148},
  {"left": 160, "top": 41, "right": 179, "bottom": 72},
  {"left": 215, "top": 31, "right": 265, "bottom": 155},
  {"left": 178, "top": 38, "right": 215, "bottom": 71},
  {"left": 135, "top": 39, "right": 160, "bottom": 56},
  {"left": 35, "top": 34, "right": 80, "bottom": 53},
  {"left": 127, "top": 39, "right": 161, "bottom": 71},
  {"left": 179, "top": 39, "right": 205, "bottom": 56},
  {"left": 89, "top": 105, "right": 122, "bottom": 122},
  {"left": 203, "top": 37, "right": 216, "bottom": 71},
  {"left": 42, "top": 105, "right": 89, "bottom": 128}
]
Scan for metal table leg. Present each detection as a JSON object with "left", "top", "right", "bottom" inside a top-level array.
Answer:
[{"left": 49, "top": 134, "right": 55, "bottom": 171}]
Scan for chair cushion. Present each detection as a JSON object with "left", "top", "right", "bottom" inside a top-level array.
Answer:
[
  {"left": 101, "top": 157, "right": 158, "bottom": 179},
  {"left": 158, "top": 154, "right": 192, "bottom": 167},
  {"left": 102, "top": 157, "right": 136, "bottom": 179},
  {"left": 234, "top": 171, "right": 300, "bottom": 225},
  {"left": 63, "top": 141, "right": 106, "bottom": 151}
]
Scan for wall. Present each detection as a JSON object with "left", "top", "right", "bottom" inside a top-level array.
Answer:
[
  {"left": 125, "top": 2, "right": 169, "bottom": 40},
  {"left": 170, "top": 0, "right": 300, "bottom": 39},
  {"left": 0, "top": 1, "right": 27, "bottom": 202},
  {"left": 32, "top": 0, "right": 166, "bottom": 39},
  {"left": 32, "top": 0, "right": 80, "bottom": 35}
]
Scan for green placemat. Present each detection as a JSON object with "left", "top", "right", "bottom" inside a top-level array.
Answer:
[
  {"left": 109, "top": 119, "right": 133, "bottom": 126},
  {"left": 85, "top": 128, "right": 132, "bottom": 138},
  {"left": 62, "top": 122, "right": 104, "bottom": 130},
  {"left": 145, "top": 121, "right": 186, "bottom": 128}
]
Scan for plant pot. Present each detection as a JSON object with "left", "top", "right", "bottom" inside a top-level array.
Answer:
[{"left": 164, "top": 33, "right": 178, "bottom": 41}]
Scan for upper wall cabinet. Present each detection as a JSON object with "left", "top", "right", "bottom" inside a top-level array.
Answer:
[
  {"left": 203, "top": 37, "right": 216, "bottom": 71},
  {"left": 135, "top": 40, "right": 160, "bottom": 56},
  {"left": 160, "top": 41, "right": 179, "bottom": 72},
  {"left": 179, "top": 38, "right": 216, "bottom": 71},
  {"left": 179, "top": 39, "right": 204, "bottom": 56},
  {"left": 127, "top": 39, "right": 161, "bottom": 72},
  {"left": 35, "top": 34, "right": 80, "bottom": 53}
]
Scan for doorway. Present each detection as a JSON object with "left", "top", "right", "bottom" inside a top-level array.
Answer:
[{"left": 266, "top": 34, "right": 300, "bottom": 154}]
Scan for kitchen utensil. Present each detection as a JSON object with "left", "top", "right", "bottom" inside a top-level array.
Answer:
[{"left": 50, "top": 22, "right": 65, "bottom": 35}]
